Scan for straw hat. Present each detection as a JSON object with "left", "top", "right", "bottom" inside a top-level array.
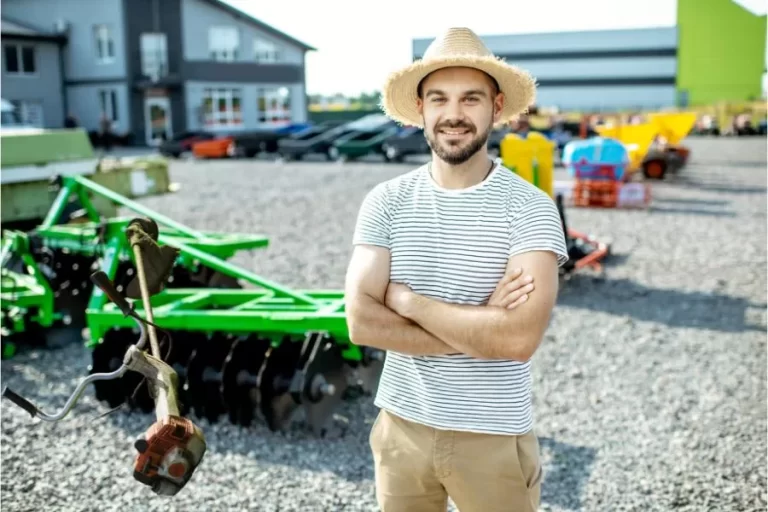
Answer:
[{"left": 380, "top": 27, "right": 537, "bottom": 128}]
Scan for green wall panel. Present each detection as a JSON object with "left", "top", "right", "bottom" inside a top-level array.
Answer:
[{"left": 677, "top": 0, "right": 766, "bottom": 105}]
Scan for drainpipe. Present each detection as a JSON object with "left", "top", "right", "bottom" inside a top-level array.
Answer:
[{"left": 59, "top": 37, "right": 68, "bottom": 127}]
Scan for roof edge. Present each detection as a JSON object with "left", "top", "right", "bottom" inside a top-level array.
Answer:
[
  {"left": 203, "top": 0, "right": 316, "bottom": 51},
  {"left": 1, "top": 15, "right": 67, "bottom": 43}
]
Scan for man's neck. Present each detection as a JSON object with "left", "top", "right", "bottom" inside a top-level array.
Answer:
[{"left": 430, "top": 149, "right": 494, "bottom": 190}]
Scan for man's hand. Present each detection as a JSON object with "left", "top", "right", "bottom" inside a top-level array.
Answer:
[{"left": 488, "top": 268, "right": 535, "bottom": 309}]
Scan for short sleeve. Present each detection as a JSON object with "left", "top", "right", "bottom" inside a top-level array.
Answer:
[
  {"left": 509, "top": 191, "right": 569, "bottom": 267},
  {"left": 352, "top": 183, "right": 391, "bottom": 248}
]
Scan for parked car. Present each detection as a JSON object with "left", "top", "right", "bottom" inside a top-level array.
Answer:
[
  {"left": 488, "top": 126, "right": 514, "bottom": 156},
  {"left": 191, "top": 132, "right": 238, "bottom": 159},
  {"left": 328, "top": 115, "right": 399, "bottom": 161},
  {"left": 380, "top": 127, "right": 429, "bottom": 162},
  {"left": 190, "top": 124, "right": 310, "bottom": 159},
  {"left": 228, "top": 123, "right": 312, "bottom": 158},
  {"left": 274, "top": 120, "right": 346, "bottom": 159},
  {"left": 277, "top": 119, "right": 368, "bottom": 160},
  {"left": 159, "top": 131, "right": 216, "bottom": 158}
]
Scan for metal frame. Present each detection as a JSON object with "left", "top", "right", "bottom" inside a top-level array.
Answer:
[{"left": 2, "top": 174, "right": 360, "bottom": 362}]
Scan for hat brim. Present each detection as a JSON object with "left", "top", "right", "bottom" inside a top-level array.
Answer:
[{"left": 380, "top": 55, "right": 537, "bottom": 128}]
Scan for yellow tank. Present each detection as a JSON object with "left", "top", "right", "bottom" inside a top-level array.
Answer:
[
  {"left": 526, "top": 131, "right": 555, "bottom": 198},
  {"left": 499, "top": 131, "right": 555, "bottom": 198}
]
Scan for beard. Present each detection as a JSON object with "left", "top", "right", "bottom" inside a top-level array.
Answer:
[{"left": 424, "top": 117, "right": 494, "bottom": 165}]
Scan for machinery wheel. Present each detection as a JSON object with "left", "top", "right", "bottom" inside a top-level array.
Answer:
[{"left": 643, "top": 159, "right": 667, "bottom": 180}]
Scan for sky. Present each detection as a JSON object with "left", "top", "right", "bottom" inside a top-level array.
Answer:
[{"left": 224, "top": 0, "right": 768, "bottom": 97}]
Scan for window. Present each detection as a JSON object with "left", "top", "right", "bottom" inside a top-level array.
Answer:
[
  {"left": 209, "top": 26, "right": 239, "bottom": 61},
  {"left": 98, "top": 90, "right": 119, "bottom": 122},
  {"left": 10, "top": 100, "right": 44, "bottom": 127},
  {"left": 4, "top": 44, "right": 36, "bottom": 74},
  {"left": 94, "top": 24, "right": 115, "bottom": 63},
  {"left": 257, "top": 87, "right": 291, "bottom": 126},
  {"left": 141, "top": 33, "right": 168, "bottom": 79},
  {"left": 254, "top": 39, "right": 280, "bottom": 63},
  {"left": 202, "top": 88, "right": 243, "bottom": 129}
]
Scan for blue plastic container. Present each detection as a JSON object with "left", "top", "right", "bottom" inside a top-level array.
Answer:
[{"left": 562, "top": 137, "right": 629, "bottom": 181}]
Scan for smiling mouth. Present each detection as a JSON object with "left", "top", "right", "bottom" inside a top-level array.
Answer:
[{"left": 439, "top": 129, "right": 470, "bottom": 135}]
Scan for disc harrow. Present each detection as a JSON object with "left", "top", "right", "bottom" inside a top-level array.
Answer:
[{"left": 1, "top": 175, "right": 385, "bottom": 436}]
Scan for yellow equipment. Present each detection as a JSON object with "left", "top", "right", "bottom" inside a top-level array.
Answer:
[
  {"left": 499, "top": 132, "right": 555, "bottom": 197},
  {"left": 593, "top": 111, "right": 697, "bottom": 180},
  {"left": 593, "top": 122, "right": 659, "bottom": 175}
]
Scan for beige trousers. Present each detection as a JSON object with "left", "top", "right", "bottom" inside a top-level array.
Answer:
[{"left": 369, "top": 409, "right": 542, "bottom": 512}]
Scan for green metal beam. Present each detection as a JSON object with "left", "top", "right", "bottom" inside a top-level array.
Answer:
[
  {"left": 161, "top": 238, "right": 321, "bottom": 306},
  {"left": 70, "top": 175, "right": 210, "bottom": 241}
]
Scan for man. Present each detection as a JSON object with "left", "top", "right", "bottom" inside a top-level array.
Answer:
[{"left": 345, "top": 27, "right": 569, "bottom": 512}]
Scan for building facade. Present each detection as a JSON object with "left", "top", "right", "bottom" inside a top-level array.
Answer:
[
  {"left": 1, "top": 0, "right": 314, "bottom": 145},
  {"left": 412, "top": 0, "right": 766, "bottom": 112},
  {"left": 412, "top": 27, "right": 679, "bottom": 113},
  {"left": 1, "top": 17, "right": 67, "bottom": 128}
]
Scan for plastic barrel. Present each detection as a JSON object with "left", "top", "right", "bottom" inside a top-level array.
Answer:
[
  {"left": 500, "top": 133, "right": 534, "bottom": 185},
  {"left": 527, "top": 132, "right": 555, "bottom": 198}
]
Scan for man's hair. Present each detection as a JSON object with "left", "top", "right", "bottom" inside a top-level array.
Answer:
[{"left": 416, "top": 69, "right": 501, "bottom": 98}]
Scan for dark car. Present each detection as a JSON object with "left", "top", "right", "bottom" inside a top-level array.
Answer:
[
  {"left": 488, "top": 126, "right": 514, "bottom": 156},
  {"left": 277, "top": 121, "right": 360, "bottom": 160},
  {"left": 380, "top": 127, "right": 429, "bottom": 162},
  {"left": 327, "top": 115, "right": 400, "bottom": 161},
  {"left": 229, "top": 123, "right": 312, "bottom": 158},
  {"left": 159, "top": 131, "right": 216, "bottom": 158}
]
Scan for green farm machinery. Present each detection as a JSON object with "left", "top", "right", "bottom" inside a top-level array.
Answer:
[
  {"left": 1, "top": 125, "right": 174, "bottom": 231},
  {"left": 1, "top": 175, "right": 384, "bottom": 435}
]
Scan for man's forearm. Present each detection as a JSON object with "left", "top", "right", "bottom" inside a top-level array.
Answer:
[
  {"left": 400, "top": 294, "right": 534, "bottom": 360},
  {"left": 346, "top": 294, "right": 459, "bottom": 356}
]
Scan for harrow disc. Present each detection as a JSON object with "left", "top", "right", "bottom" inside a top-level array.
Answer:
[
  {"left": 220, "top": 335, "right": 272, "bottom": 427},
  {"left": 32, "top": 246, "right": 99, "bottom": 327},
  {"left": 184, "top": 332, "right": 237, "bottom": 423},
  {"left": 355, "top": 347, "right": 386, "bottom": 396},
  {"left": 300, "top": 336, "right": 349, "bottom": 436},
  {"left": 257, "top": 337, "right": 304, "bottom": 432},
  {"left": 256, "top": 332, "right": 351, "bottom": 434},
  {"left": 157, "top": 330, "right": 206, "bottom": 417}
]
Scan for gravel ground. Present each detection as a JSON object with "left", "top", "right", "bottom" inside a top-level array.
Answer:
[{"left": 2, "top": 137, "right": 766, "bottom": 511}]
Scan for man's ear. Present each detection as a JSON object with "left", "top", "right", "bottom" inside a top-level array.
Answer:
[
  {"left": 416, "top": 97, "right": 423, "bottom": 115},
  {"left": 493, "top": 92, "right": 505, "bottom": 123}
]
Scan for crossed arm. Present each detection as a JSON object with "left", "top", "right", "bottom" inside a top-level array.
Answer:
[{"left": 344, "top": 244, "right": 560, "bottom": 361}]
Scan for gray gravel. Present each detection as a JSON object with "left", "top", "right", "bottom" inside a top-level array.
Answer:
[{"left": 2, "top": 137, "right": 766, "bottom": 511}]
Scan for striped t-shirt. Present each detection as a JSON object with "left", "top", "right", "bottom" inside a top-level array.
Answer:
[{"left": 352, "top": 160, "right": 569, "bottom": 435}]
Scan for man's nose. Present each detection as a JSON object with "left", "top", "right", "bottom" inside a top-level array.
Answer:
[{"left": 442, "top": 98, "right": 466, "bottom": 121}]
